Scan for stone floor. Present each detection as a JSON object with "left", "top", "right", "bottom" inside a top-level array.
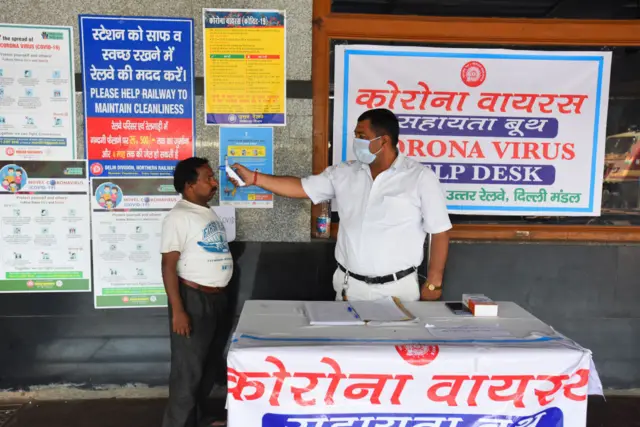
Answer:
[{"left": 1, "top": 396, "right": 639, "bottom": 427}]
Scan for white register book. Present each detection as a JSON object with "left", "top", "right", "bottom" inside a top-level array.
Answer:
[{"left": 304, "top": 297, "right": 419, "bottom": 326}]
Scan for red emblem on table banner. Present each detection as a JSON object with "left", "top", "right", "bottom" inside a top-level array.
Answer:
[
  {"left": 395, "top": 344, "right": 439, "bottom": 366},
  {"left": 461, "top": 61, "right": 487, "bottom": 87}
]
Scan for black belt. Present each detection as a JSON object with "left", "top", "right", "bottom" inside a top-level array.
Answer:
[
  {"left": 337, "top": 263, "right": 416, "bottom": 285},
  {"left": 180, "top": 279, "right": 225, "bottom": 294}
]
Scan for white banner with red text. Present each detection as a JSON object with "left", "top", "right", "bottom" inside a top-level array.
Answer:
[
  {"left": 333, "top": 45, "right": 612, "bottom": 216},
  {"left": 227, "top": 343, "right": 593, "bottom": 427}
]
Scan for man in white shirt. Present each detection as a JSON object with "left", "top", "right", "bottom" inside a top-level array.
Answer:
[
  {"left": 161, "top": 157, "right": 233, "bottom": 427},
  {"left": 230, "top": 108, "right": 451, "bottom": 302}
]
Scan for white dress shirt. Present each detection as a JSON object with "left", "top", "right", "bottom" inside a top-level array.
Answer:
[{"left": 302, "top": 154, "right": 452, "bottom": 277}]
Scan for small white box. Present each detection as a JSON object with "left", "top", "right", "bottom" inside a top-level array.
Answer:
[{"left": 462, "top": 294, "right": 498, "bottom": 317}]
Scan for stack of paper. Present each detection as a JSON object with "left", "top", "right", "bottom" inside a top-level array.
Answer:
[
  {"left": 304, "top": 301, "right": 364, "bottom": 326},
  {"left": 304, "top": 297, "right": 418, "bottom": 326}
]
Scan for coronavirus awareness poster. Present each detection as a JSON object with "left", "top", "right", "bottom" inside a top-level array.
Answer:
[
  {"left": 333, "top": 45, "right": 612, "bottom": 216},
  {"left": 79, "top": 15, "right": 195, "bottom": 177}
]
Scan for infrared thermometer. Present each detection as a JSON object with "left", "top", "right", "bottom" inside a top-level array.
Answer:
[{"left": 225, "top": 157, "right": 246, "bottom": 187}]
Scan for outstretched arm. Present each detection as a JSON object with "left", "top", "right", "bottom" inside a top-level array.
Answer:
[{"left": 229, "top": 163, "right": 337, "bottom": 203}]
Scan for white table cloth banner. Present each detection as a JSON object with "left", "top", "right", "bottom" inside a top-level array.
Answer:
[{"left": 227, "top": 301, "right": 602, "bottom": 427}]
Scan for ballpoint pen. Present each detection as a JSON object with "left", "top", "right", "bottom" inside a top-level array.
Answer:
[{"left": 347, "top": 305, "right": 360, "bottom": 319}]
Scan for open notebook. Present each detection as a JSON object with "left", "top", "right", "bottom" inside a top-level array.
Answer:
[{"left": 304, "top": 297, "right": 419, "bottom": 326}]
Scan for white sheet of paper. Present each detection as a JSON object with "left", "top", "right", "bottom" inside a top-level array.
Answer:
[
  {"left": 350, "top": 297, "right": 416, "bottom": 323},
  {"left": 212, "top": 206, "right": 236, "bottom": 242}
]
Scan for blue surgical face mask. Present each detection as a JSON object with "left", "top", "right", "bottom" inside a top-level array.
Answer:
[{"left": 353, "top": 136, "right": 382, "bottom": 164}]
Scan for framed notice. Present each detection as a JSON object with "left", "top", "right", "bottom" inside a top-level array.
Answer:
[
  {"left": 333, "top": 45, "right": 612, "bottom": 216},
  {"left": 0, "top": 160, "right": 91, "bottom": 292},
  {"left": 79, "top": 15, "right": 195, "bottom": 177},
  {"left": 219, "top": 126, "right": 274, "bottom": 208},
  {"left": 90, "top": 177, "right": 179, "bottom": 308},
  {"left": 90, "top": 177, "right": 236, "bottom": 309},
  {"left": 0, "top": 24, "right": 76, "bottom": 161},
  {"left": 203, "top": 9, "right": 286, "bottom": 126}
]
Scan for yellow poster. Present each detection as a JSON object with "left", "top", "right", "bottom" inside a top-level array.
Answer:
[{"left": 203, "top": 9, "right": 286, "bottom": 126}]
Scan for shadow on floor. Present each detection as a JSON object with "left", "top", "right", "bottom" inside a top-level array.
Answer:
[{"left": 2, "top": 396, "right": 639, "bottom": 427}]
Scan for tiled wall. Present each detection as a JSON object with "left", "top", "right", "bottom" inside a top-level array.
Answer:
[{"left": 3, "top": 0, "right": 314, "bottom": 242}]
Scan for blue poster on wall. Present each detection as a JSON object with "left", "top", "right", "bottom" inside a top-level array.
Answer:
[
  {"left": 79, "top": 15, "right": 195, "bottom": 177},
  {"left": 220, "top": 127, "right": 274, "bottom": 208}
]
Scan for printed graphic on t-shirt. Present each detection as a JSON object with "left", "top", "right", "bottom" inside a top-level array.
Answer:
[{"left": 197, "top": 220, "right": 230, "bottom": 253}]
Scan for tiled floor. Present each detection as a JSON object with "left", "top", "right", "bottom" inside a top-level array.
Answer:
[
  {"left": 1, "top": 396, "right": 639, "bottom": 427},
  {"left": 0, "top": 405, "right": 22, "bottom": 427}
]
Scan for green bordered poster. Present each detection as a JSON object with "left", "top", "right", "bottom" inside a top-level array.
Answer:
[
  {"left": 0, "top": 24, "right": 76, "bottom": 161},
  {"left": 90, "top": 177, "right": 179, "bottom": 309},
  {"left": 0, "top": 160, "right": 91, "bottom": 292}
]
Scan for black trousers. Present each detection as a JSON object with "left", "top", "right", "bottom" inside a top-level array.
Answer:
[{"left": 162, "top": 284, "right": 228, "bottom": 427}]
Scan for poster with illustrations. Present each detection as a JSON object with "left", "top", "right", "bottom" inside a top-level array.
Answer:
[
  {"left": 91, "top": 177, "right": 179, "bottom": 308},
  {"left": 0, "top": 24, "right": 76, "bottom": 161},
  {"left": 90, "top": 177, "right": 236, "bottom": 308},
  {"left": 219, "top": 126, "right": 274, "bottom": 208},
  {"left": 0, "top": 160, "right": 91, "bottom": 293}
]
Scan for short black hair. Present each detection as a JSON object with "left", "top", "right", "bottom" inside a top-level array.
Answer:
[
  {"left": 173, "top": 157, "right": 210, "bottom": 194},
  {"left": 357, "top": 108, "right": 400, "bottom": 146}
]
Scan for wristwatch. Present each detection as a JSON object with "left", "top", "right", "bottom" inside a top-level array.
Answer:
[{"left": 425, "top": 282, "right": 442, "bottom": 291}]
